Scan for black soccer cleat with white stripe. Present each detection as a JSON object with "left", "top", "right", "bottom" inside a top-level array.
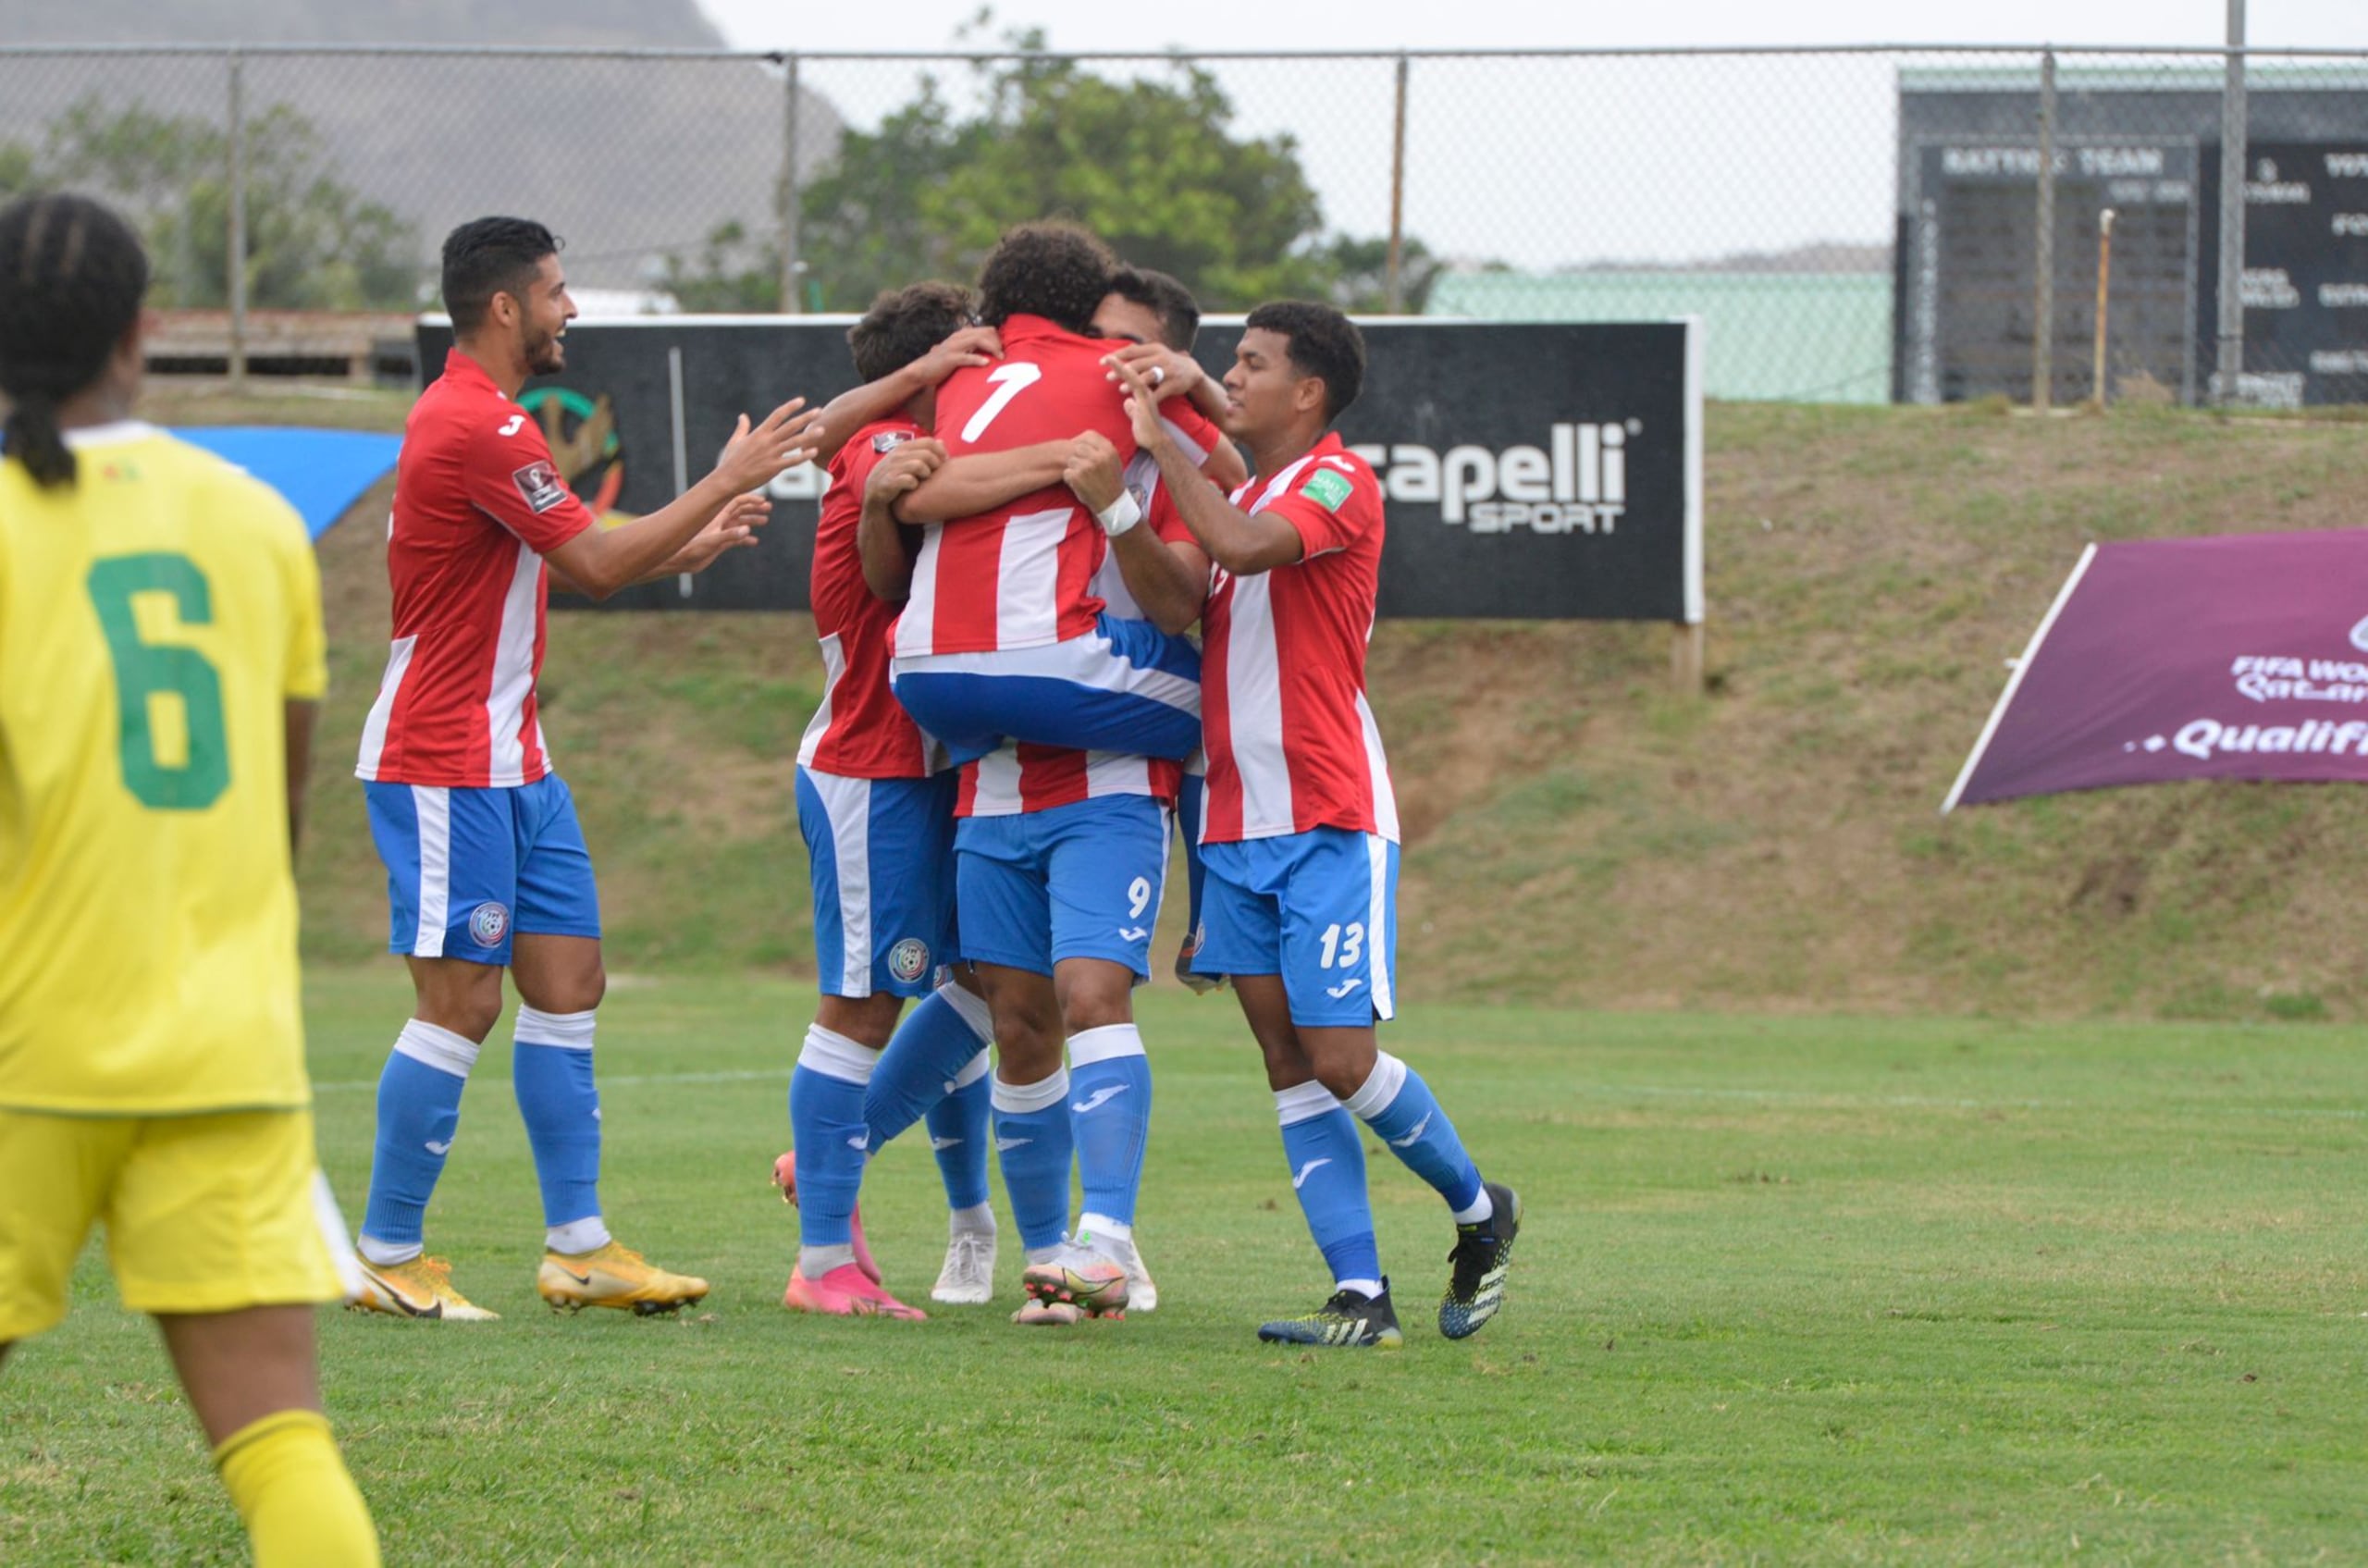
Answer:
[
  {"left": 1439, "top": 1181, "right": 1520, "bottom": 1340},
  {"left": 1257, "top": 1281, "right": 1403, "bottom": 1349}
]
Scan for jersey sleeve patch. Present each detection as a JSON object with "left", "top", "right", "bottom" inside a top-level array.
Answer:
[
  {"left": 871, "top": 429, "right": 913, "bottom": 454},
  {"left": 1300, "top": 468, "right": 1354, "bottom": 512},
  {"left": 511, "top": 460, "right": 571, "bottom": 514}
]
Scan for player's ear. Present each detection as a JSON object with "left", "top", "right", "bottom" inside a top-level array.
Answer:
[{"left": 1293, "top": 375, "right": 1327, "bottom": 417}]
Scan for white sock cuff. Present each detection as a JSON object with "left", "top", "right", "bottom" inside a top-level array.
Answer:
[
  {"left": 393, "top": 1019, "right": 481, "bottom": 1079},
  {"left": 1274, "top": 1080, "right": 1345, "bottom": 1127},
  {"left": 798, "top": 1023, "right": 881, "bottom": 1084},
  {"left": 938, "top": 980, "right": 994, "bottom": 1043},
  {"left": 1341, "top": 1051, "right": 1409, "bottom": 1122},
  {"left": 514, "top": 1006, "right": 597, "bottom": 1050},
  {"left": 992, "top": 1067, "right": 1069, "bottom": 1116},
  {"left": 1067, "top": 1023, "right": 1145, "bottom": 1067},
  {"left": 948, "top": 1047, "right": 992, "bottom": 1092}
]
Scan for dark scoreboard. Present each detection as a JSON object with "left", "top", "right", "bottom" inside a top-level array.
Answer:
[{"left": 2196, "top": 141, "right": 2368, "bottom": 407}]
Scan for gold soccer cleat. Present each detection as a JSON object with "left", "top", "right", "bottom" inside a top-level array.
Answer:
[
  {"left": 352, "top": 1254, "right": 500, "bottom": 1322},
  {"left": 536, "top": 1241, "right": 709, "bottom": 1316}
]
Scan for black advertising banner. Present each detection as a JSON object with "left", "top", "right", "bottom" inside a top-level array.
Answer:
[
  {"left": 2197, "top": 141, "right": 2368, "bottom": 408},
  {"left": 414, "top": 316, "right": 1702, "bottom": 622}
]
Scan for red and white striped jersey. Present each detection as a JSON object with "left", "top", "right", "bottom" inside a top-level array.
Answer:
[
  {"left": 894, "top": 315, "right": 1217, "bottom": 659},
  {"left": 956, "top": 744, "right": 1183, "bottom": 819},
  {"left": 954, "top": 451, "right": 1202, "bottom": 819},
  {"left": 356, "top": 350, "right": 595, "bottom": 787},
  {"left": 798, "top": 419, "right": 948, "bottom": 778},
  {"left": 1199, "top": 433, "right": 1400, "bottom": 846}
]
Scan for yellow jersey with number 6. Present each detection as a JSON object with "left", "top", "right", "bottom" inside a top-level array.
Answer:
[{"left": 0, "top": 423, "right": 326, "bottom": 1114}]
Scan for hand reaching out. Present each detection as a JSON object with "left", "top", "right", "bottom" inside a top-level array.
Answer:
[{"left": 716, "top": 397, "right": 827, "bottom": 493}]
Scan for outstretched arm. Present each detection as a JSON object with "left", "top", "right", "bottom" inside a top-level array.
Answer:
[
  {"left": 543, "top": 400, "right": 822, "bottom": 599},
  {"left": 808, "top": 326, "right": 1001, "bottom": 465},
  {"left": 892, "top": 441, "right": 1072, "bottom": 525}
]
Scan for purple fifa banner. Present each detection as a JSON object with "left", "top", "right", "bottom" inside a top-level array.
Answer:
[{"left": 1945, "top": 531, "right": 2368, "bottom": 811}]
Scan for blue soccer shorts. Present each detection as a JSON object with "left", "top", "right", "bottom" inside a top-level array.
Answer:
[
  {"left": 955, "top": 794, "right": 1170, "bottom": 981},
  {"left": 364, "top": 774, "right": 602, "bottom": 967},
  {"left": 1195, "top": 827, "right": 1400, "bottom": 1028},
  {"left": 891, "top": 612, "right": 1202, "bottom": 766},
  {"left": 796, "top": 766, "right": 961, "bottom": 999}
]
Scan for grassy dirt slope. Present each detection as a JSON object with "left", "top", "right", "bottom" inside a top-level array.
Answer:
[{"left": 154, "top": 387, "right": 2368, "bottom": 1019}]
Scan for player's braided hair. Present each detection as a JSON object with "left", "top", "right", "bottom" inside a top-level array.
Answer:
[
  {"left": 0, "top": 193, "right": 149, "bottom": 491},
  {"left": 847, "top": 280, "right": 976, "bottom": 384},
  {"left": 1108, "top": 266, "right": 1201, "bottom": 352},
  {"left": 1244, "top": 300, "right": 1366, "bottom": 424},
  {"left": 442, "top": 216, "right": 560, "bottom": 335},
  {"left": 976, "top": 221, "right": 1116, "bottom": 336}
]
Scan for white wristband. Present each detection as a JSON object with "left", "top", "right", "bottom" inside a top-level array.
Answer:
[{"left": 1095, "top": 490, "right": 1142, "bottom": 538}]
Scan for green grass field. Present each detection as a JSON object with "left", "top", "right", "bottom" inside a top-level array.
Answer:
[{"left": 5, "top": 970, "right": 2363, "bottom": 1564}]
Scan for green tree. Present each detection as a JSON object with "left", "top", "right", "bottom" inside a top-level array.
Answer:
[{"left": 29, "top": 95, "right": 418, "bottom": 310}]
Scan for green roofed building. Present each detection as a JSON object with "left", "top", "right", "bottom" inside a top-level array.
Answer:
[{"left": 1425, "top": 269, "right": 1893, "bottom": 405}]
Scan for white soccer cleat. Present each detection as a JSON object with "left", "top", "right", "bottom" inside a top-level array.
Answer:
[
  {"left": 932, "top": 1228, "right": 997, "bottom": 1305},
  {"left": 1092, "top": 1231, "right": 1158, "bottom": 1314}
]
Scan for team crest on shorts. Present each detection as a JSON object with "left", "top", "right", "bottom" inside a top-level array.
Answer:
[
  {"left": 888, "top": 937, "right": 931, "bottom": 982},
  {"left": 468, "top": 901, "right": 512, "bottom": 947}
]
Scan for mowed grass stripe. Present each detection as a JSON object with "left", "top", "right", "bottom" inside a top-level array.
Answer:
[{"left": 1, "top": 969, "right": 2362, "bottom": 1564}]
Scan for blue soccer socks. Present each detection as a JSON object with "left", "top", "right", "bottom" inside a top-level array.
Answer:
[
  {"left": 358, "top": 1019, "right": 478, "bottom": 1266},
  {"left": 1068, "top": 1024, "right": 1153, "bottom": 1234},
  {"left": 992, "top": 1068, "right": 1075, "bottom": 1257},
  {"left": 1342, "top": 1051, "right": 1488, "bottom": 1223},
  {"left": 1276, "top": 1080, "right": 1382, "bottom": 1296},
  {"left": 512, "top": 1006, "right": 610, "bottom": 1251},
  {"left": 926, "top": 1048, "right": 994, "bottom": 1215},
  {"left": 790, "top": 1024, "right": 880, "bottom": 1273}
]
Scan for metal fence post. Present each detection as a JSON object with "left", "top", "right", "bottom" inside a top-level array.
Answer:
[
  {"left": 1385, "top": 53, "right": 1410, "bottom": 313},
  {"left": 2030, "top": 48, "right": 2056, "bottom": 412},
  {"left": 227, "top": 48, "right": 248, "bottom": 392},
  {"left": 2216, "top": 4, "right": 2248, "bottom": 405},
  {"left": 779, "top": 54, "right": 803, "bottom": 315}
]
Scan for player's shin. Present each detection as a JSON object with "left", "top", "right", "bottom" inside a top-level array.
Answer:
[
  {"left": 214, "top": 1410, "right": 380, "bottom": 1567},
  {"left": 791, "top": 1024, "right": 882, "bottom": 1278},
  {"left": 1276, "top": 1082, "right": 1383, "bottom": 1294},
  {"left": 925, "top": 1048, "right": 994, "bottom": 1223},
  {"left": 1342, "top": 1051, "right": 1488, "bottom": 1223},
  {"left": 1067, "top": 1023, "right": 1153, "bottom": 1237},
  {"left": 358, "top": 1020, "right": 477, "bottom": 1265},
  {"left": 864, "top": 980, "right": 993, "bottom": 1148},
  {"left": 512, "top": 1008, "right": 610, "bottom": 1253},
  {"left": 992, "top": 1068, "right": 1075, "bottom": 1259}
]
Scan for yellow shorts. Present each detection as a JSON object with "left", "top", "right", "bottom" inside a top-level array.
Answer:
[{"left": 0, "top": 1106, "right": 361, "bottom": 1342}]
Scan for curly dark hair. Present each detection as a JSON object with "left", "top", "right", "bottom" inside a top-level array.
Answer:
[
  {"left": 0, "top": 193, "right": 149, "bottom": 490},
  {"left": 1243, "top": 300, "right": 1366, "bottom": 425},
  {"left": 1107, "top": 266, "right": 1200, "bottom": 352},
  {"left": 846, "top": 280, "right": 976, "bottom": 384},
  {"left": 442, "top": 216, "right": 560, "bottom": 334},
  {"left": 976, "top": 221, "right": 1116, "bottom": 335}
]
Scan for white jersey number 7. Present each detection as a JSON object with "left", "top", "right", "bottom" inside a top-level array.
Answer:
[{"left": 960, "top": 361, "right": 1043, "bottom": 443}]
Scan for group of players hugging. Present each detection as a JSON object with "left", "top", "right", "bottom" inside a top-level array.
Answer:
[{"left": 0, "top": 189, "right": 1527, "bottom": 1568}]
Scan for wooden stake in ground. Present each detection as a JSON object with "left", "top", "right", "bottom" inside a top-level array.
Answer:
[{"left": 2091, "top": 208, "right": 2117, "bottom": 410}]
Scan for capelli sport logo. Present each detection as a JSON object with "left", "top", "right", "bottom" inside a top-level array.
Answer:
[{"left": 1351, "top": 422, "right": 1638, "bottom": 535}]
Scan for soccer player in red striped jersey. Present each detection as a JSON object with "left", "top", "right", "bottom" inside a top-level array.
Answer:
[
  {"left": 1110, "top": 302, "right": 1523, "bottom": 1349},
  {"left": 885, "top": 225, "right": 1241, "bottom": 766},
  {"left": 352, "top": 217, "right": 821, "bottom": 1321},
  {"left": 940, "top": 271, "right": 1222, "bottom": 1324}
]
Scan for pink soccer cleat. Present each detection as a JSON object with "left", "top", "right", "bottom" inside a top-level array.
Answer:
[
  {"left": 782, "top": 1263, "right": 927, "bottom": 1320},
  {"left": 772, "top": 1148, "right": 882, "bottom": 1285}
]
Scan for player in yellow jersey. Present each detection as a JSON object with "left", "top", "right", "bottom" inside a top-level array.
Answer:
[{"left": 0, "top": 193, "right": 378, "bottom": 1565}]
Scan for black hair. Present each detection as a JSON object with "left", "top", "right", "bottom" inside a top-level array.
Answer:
[
  {"left": 847, "top": 280, "right": 976, "bottom": 385},
  {"left": 0, "top": 193, "right": 149, "bottom": 490},
  {"left": 976, "top": 221, "right": 1116, "bottom": 336},
  {"left": 1242, "top": 300, "right": 1366, "bottom": 424},
  {"left": 442, "top": 216, "right": 561, "bottom": 335},
  {"left": 1107, "top": 266, "right": 1200, "bottom": 352}
]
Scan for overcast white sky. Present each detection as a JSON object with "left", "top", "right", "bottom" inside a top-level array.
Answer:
[
  {"left": 697, "top": 2, "right": 2368, "bottom": 269},
  {"left": 702, "top": 1, "right": 2366, "bottom": 56}
]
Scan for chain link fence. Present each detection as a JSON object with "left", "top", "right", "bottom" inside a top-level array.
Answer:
[{"left": 2, "top": 43, "right": 2364, "bottom": 406}]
